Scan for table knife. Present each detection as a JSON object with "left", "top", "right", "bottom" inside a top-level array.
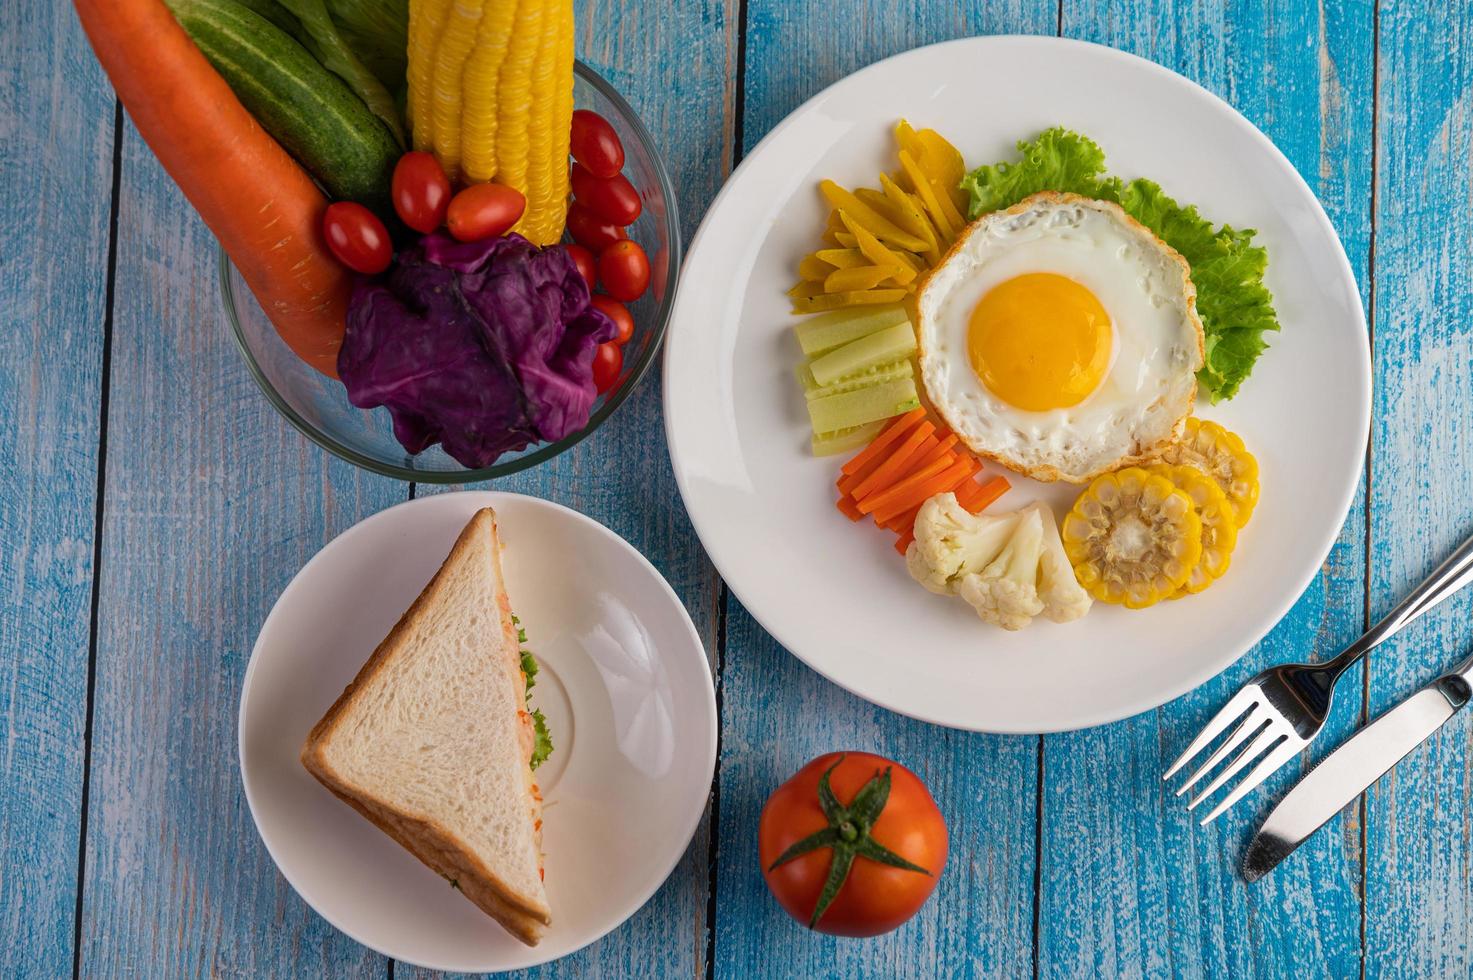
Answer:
[{"left": 1242, "top": 650, "right": 1473, "bottom": 882}]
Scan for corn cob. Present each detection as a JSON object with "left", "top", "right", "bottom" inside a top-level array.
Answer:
[
  {"left": 544, "top": 0, "right": 575, "bottom": 242},
  {"left": 409, "top": 0, "right": 575, "bottom": 244},
  {"left": 517, "top": 0, "right": 572, "bottom": 242},
  {"left": 460, "top": 0, "right": 518, "bottom": 182},
  {"left": 488, "top": 0, "right": 544, "bottom": 206},
  {"left": 429, "top": 0, "right": 490, "bottom": 181},
  {"left": 407, "top": 0, "right": 454, "bottom": 151}
]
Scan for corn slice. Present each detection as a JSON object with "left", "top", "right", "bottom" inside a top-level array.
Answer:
[{"left": 1063, "top": 467, "right": 1203, "bottom": 609}]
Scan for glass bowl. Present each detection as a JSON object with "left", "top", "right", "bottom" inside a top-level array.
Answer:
[{"left": 222, "top": 61, "right": 680, "bottom": 483}]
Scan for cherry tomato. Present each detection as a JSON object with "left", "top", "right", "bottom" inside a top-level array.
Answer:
[
  {"left": 569, "top": 109, "right": 625, "bottom": 178},
  {"left": 322, "top": 202, "right": 392, "bottom": 274},
  {"left": 391, "top": 151, "right": 451, "bottom": 233},
  {"left": 759, "top": 752, "right": 947, "bottom": 937},
  {"left": 590, "top": 295, "right": 634, "bottom": 345},
  {"left": 566, "top": 201, "right": 627, "bottom": 251},
  {"left": 570, "top": 163, "right": 642, "bottom": 226},
  {"left": 446, "top": 183, "right": 526, "bottom": 242},
  {"left": 591, "top": 341, "right": 623, "bottom": 394},
  {"left": 597, "top": 239, "right": 651, "bottom": 302},
  {"left": 563, "top": 243, "right": 597, "bottom": 290}
]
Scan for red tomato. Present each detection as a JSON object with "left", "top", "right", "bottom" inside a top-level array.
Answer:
[
  {"left": 759, "top": 752, "right": 947, "bottom": 937},
  {"left": 446, "top": 183, "right": 526, "bottom": 242},
  {"left": 563, "top": 243, "right": 597, "bottom": 290},
  {"left": 591, "top": 341, "right": 623, "bottom": 394},
  {"left": 322, "top": 202, "right": 392, "bottom": 274},
  {"left": 569, "top": 109, "right": 625, "bottom": 178},
  {"left": 566, "top": 202, "right": 627, "bottom": 251},
  {"left": 597, "top": 240, "right": 651, "bottom": 302},
  {"left": 391, "top": 151, "right": 451, "bottom": 233},
  {"left": 590, "top": 295, "right": 634, "bottom": 344},
  {"left": 570, "top": 163, "right": 642, "bottom": 226}
]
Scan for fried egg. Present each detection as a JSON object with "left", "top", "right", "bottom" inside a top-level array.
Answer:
[{"left": 917, "top": 192, "right": 1204, "bottom": 483}]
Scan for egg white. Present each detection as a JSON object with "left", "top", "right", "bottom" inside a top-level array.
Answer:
[{"left": 917, "top": 192, "right": 1204, "bottom": 483}]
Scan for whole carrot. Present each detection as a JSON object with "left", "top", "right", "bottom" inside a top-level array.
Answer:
[{"left": 74, "top": 0, "right": 350, "bottom": 377}]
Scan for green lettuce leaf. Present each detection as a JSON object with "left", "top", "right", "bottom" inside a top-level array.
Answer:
[
  {"left": 960, "top": 128, "right": 1278, "bottom": 401},
  {"left": 529, "top": 708, "right": 553, "bottom": 771},
  {"left": 515, "top": 616, "right": 553, "bottom": 771}
]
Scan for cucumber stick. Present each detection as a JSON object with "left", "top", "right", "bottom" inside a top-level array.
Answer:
[
  {"left": 793, "top": 304, "right": 909, "bottom": 357},
  {"left": 808, "top": 321, "right": 917, "bottom": 386},
  {"left": 812, "top": 420, "right": 887, "bottom": 457},
  {"left": 807, "top": 378, "right": 920, "bottom": 435},
  {"left": 795, "top": 358, "right": 912, "bottom": 400},
  {"left": 165, "top": 0, "right": 398, "bottom": 209}
]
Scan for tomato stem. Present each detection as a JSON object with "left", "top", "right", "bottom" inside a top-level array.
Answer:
[{"left": 766, "top": 755, "right": 933, "bottom": 929}]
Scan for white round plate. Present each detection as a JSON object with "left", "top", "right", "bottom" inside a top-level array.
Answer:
[
  {"left": 239, "top": 492, "right": 716, "bottom": 972},
  {"left": 663, "top": 36, "right": 1370, "bottom": 733}
]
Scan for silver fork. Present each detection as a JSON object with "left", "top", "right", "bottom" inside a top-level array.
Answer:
[{"left": 1164, "top": 530, "right": 1473, "bottom": 825}]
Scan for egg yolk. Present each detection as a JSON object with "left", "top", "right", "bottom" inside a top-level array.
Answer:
[{"left": 967, "top": 273, "right": 1113, "bottom": 411}]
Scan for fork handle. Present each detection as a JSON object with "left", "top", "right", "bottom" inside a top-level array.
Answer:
[{"left": 1328, "top": 529, "right": 1473, "bottom": 676}]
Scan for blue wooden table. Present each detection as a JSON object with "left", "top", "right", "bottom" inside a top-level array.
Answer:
[{"left": 5, "top": 0, "right": 1471, "bottom": 976}]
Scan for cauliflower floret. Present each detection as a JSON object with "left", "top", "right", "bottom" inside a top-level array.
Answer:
[
  {"left": 956, "top": 507, "right": 1046, "bottom": 630},
  {"left": 905, "top": 493, "right": 1021, "bottom": 595},
  {"left": 905, "top": 496, "right": 1093, "bottom": 630},
  {"left": 1035, "top": 503, "right": 1093, "bottom": 623}
]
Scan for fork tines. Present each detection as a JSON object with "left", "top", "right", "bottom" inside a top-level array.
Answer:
[{"left": 1163, "top": 687, "right": 1305, "bottom": 825}]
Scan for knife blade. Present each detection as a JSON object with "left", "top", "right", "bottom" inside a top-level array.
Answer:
[{"left": 1242, "top": 659, "right": 1473, "bottom": 882}]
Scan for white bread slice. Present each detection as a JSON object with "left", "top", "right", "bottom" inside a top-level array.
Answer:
[{"left": 301, "top": 508, "right": 550, "bottom": 946}]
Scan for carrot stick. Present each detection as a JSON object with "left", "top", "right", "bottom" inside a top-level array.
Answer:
[
  {"left": 872, "top": 457, "right": 978, "bottom": 523},
  {"left": 840, "top": 407, "right": 925, "bottom": 476},
  {"left": 894, "top": 526, "right": 916, "bottom": 554},
  {"left": 74, "top": 0, "right": 351, "bottom": 377},
  {"left": 858, "top": 453, "right": 956, "bottom": 514},
  {"left": 839, "top": 421, "right": 934, "bottom": 497},
  {"left": 836, "top": 495, "right": 865, "bottom": 521},
  {"left": 880, "top": 502, "right": 923, "bottom": 533},
  {"left": 903, "top": 432, "right": 958, "bottom": 473},
  {"left": 845, "top": 428, "right": 935, "bottom": 501},
  {"left": 961, "top": 475, "right": 1011, "bottom": 514}
]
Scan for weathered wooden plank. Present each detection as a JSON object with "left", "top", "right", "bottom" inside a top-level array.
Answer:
[
  {"left": 715, "top": 5, "right": 1056, "bottom": 977},
  {"left": 74, "top": 115, "right": 405, "bottom": 973},
  {"left": 1037, "top": 2, "right": 1375, "bottom": 977},
  {"left": 0, "top": 3, "right": 115, "bottom": 976},
  {"left": 401, "top": 3, "right": 739, "bottom": 977},
  {"left": 1364, "top": 2, "right": 1473, "bottom": 976}
]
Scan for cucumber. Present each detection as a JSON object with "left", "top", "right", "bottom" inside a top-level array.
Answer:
[
  {"left": 793, "top": 304, "right": 909, "bottom": 357},
  {"left": 807, "top": 378, "right": 920, "bottom": 434},
  {"left": 811, "top": 420, "right": 887, "bottom": 457},
  {"left": 795, "top": 358, "right": 912, "bottom": 400},
  {"left": 808, "top": 321, "right": 918, "bottom": 386},
  {"left": 166, "top": 0, "right": 398, "bottom": 210}
]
